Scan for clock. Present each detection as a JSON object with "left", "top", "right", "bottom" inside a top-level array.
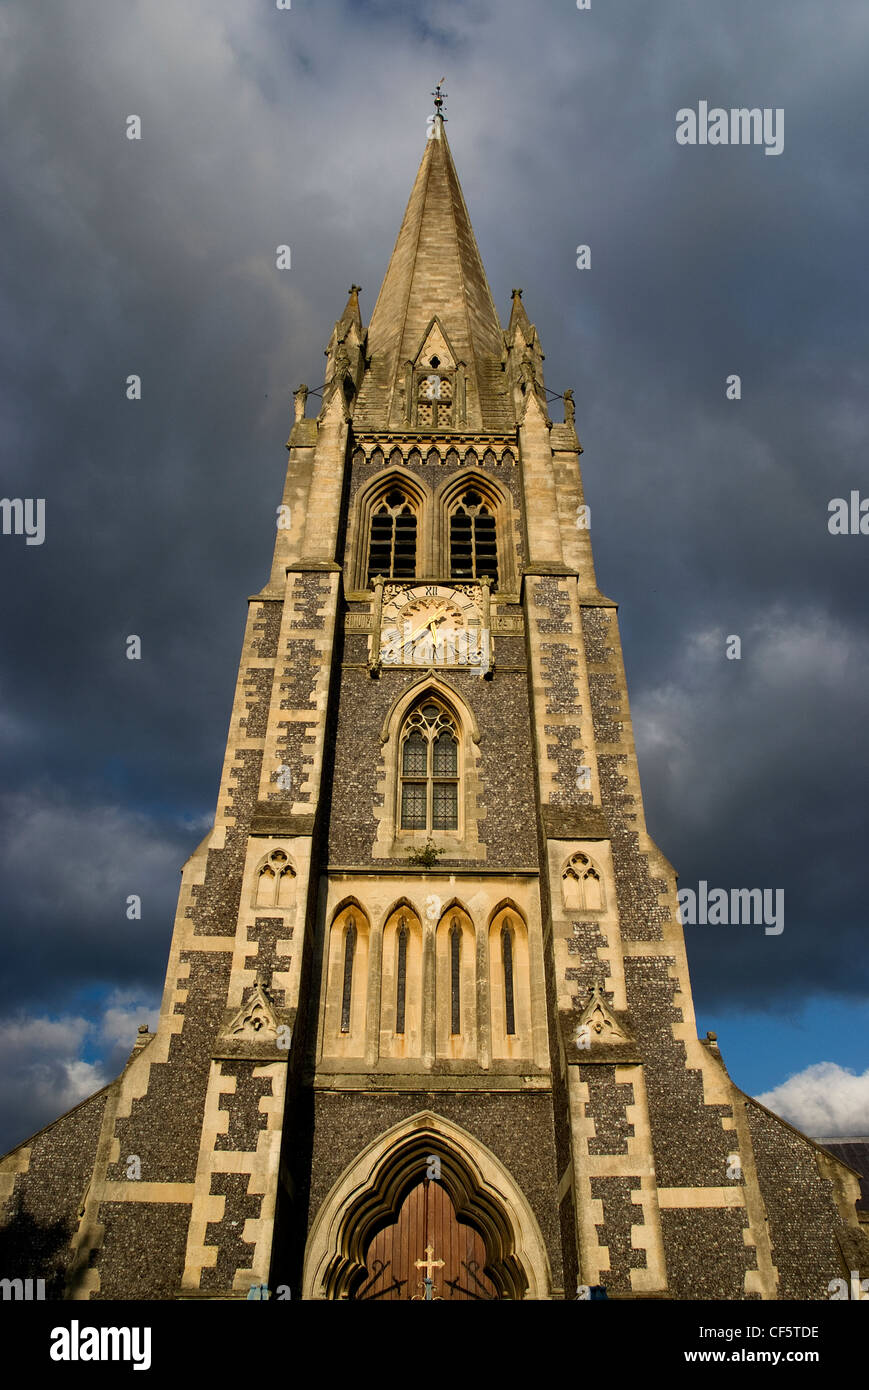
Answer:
[{"left": 376, "top": 583, "right": 488, "bottom": 668}]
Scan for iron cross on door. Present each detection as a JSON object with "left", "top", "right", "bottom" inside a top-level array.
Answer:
[{"left": 413, "top": 1245, "right": 445, "bottom": 1301}]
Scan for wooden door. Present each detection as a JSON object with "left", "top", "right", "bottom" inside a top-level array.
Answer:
[{"left": 355, "top": 1178, "right": 499, "bottom": 1300}]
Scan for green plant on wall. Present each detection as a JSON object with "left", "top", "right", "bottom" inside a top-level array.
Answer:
[{"left": 406, "top": 840, "right": 442, "bottom": 868}]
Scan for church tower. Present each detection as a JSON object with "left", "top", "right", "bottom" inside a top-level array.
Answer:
[{"left": 2, "top": 107, "right": 866, "bottom": 1302}]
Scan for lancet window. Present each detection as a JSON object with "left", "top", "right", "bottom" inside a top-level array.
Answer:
[
  {"left": 395, "top": 917, "right": 408, "bottom": 1035},
  {"left": 501, "top": 921, "right": 516, "bottom": 1036},
  {"left": 449, "top": 918, "right": 462, "bottom": 1034},
  {"left": 340, "top": 916, "right": 357, "bottom": 1033}
]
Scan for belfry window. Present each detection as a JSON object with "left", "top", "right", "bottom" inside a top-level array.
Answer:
[
  {"left": 367, "top": 489, "right": 417, "bottom": 583},
  {"left": 450, "top": 490, "right": 499, "bottom": 586},
  {"left": 399, "top": 701, "right": 459, "bottom": 832},
  {"left": 416, "top": 371, "right": 453, "bottom": 428}
]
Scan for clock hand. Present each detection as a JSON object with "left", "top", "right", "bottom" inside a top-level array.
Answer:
[{"left": 407, "top": 614, "right": 447, "bottom": 645}]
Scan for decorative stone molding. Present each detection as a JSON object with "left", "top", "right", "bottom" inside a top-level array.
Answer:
[{"left": 303, "top": 1111, "right": 552, "bottom": 1300}]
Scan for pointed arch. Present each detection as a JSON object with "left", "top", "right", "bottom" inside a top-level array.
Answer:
[
  {"left": 376, "top": 895, "right": 421, "bottom": 932},
  {"left": 350, "top": 467, "right": 431, "bottom": 590},
  {"left": 437, "top": 894, "right": 476, "bottom": 920},
  {"left": 251, "top": 848, "right": 297, "bottom": 909},
  {"left": 322, "top": 902, "right": 371, "bottom": 1059},
  {"left": 435, "top": 905, "right": 476, "bottom": 1057},
  {"left": 436, "top": 469, "right": 511, "bottom": 521},
  {"left": 435, "top": 471, "right": 515, "bottom": 591},
  {"left": 410, "top": 317, "right": 461, "bottom": 428},
  {"left": 411, "top": 315, "right": 459, "bottom": 371},
  {"left": 373, "top": 677, "right": 485, "bottom": 861},
  {"left": 398, "top": 696, "right": 460, "bottom": 833},
  {"left": 561, "top": 850, "right": 606, "bottom": 912},
  {"left": 488, "top": 902, "right": 532, "bottom": 1060},
  {"left": 379, "top": 903, "right": 424, "bottom": 1059},
  {"left": 303, "top": 1111, "right": 552, "bottom": 1300},
  {"left": 378, "top": 671, "right": 480, "bottom": 745}
]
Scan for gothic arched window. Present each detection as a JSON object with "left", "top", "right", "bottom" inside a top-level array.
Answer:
[
  {"left": 449, "top": 918, "right": 462, "bottom": 1034},
  {"left": 367, "top": 488, "right": 417, "bottom": 583},
  {"left": 501, "top": 920, "right": 516, "bottom": 1036},
  {"left": 254, "top": 850, "right": 296, "bottom": 908},
  {"left": 340, "top": 916, "right": 357, "bottom": 1033},
  {"left": 324, "top": 903, "right": 370, "bottom": 1058},
  {"left": 399, "top": 701, "right": 459, "bottom": 832},
  {"left": 562, "top": 852, "right": 605, "bottom": 912},
  {"left": 449, "top": 489, "right": 499, "bottom": 586},
  {"left": 395, "top": 917, "right": 408, "bottom": 1035},
  {"left": 488, "top": 906, "right": 531, "bottom": 1057}
]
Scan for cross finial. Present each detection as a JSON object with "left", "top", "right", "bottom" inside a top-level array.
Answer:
[
  {"left": 415, "top": 1244, "right": 445, "bottom": 1280},
  {"left": 432, "top": 77, "right": 447, "bottom": 119}
]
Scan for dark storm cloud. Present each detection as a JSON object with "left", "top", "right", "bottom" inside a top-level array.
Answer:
[{"left": 0, "top": 0, "right": 867, "bottom": 1148}]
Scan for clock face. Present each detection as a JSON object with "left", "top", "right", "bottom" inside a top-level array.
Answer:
[{"left": 378, "top": 584, "right": 487, "bottom": 667}]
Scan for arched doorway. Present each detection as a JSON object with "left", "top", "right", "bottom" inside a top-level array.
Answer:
[
  {"left": 355, "top": 1177, "right": 499, "bottom": 1300},
  {"left": 303, "top": 1111, "right": 552, "bottom": 1300}
]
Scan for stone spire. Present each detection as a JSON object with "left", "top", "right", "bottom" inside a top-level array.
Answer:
[{"left": 353, "top": 113, "right": 512, "bottom": 431}]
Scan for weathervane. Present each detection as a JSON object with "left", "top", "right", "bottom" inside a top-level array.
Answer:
[{"left": 432, "top": 77, "right": 447, "bottom": 120}]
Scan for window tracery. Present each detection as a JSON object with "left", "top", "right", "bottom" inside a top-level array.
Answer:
[
  {"left": 562, "top": 852, "right": 605, "bottom": 911},
  {"left": 399, "top": 701, "right": 459, "bottom": 832},
  {"left": 254, "top": 850, "right": 296, "bottom": 908}
]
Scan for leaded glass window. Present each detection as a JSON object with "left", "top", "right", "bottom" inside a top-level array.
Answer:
[{"left": 398, "top": 700, "right": 459, "bottom": 832}]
